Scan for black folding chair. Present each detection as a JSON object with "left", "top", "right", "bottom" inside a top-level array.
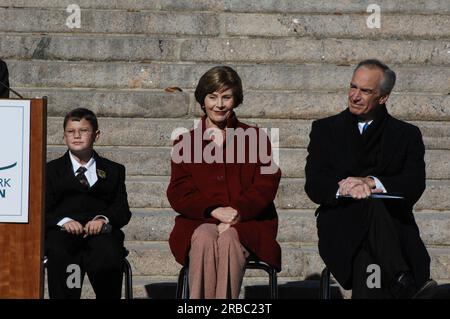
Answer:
[
  {"left": 176, "top": 254, "right": 278, "bottom": 299},
  {"left": 319, "top": 267, "right": 331, "bottom": 299}
]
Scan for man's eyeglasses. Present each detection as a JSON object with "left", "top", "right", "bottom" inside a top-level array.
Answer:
[{"left": 64, "top": 129, "right": 93, "bottom": 137}]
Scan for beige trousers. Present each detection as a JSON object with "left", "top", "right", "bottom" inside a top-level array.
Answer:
[{"left": 188, "top": 223, "right": 249, "bottom": 299}]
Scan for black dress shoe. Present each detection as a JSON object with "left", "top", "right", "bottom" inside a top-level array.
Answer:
[
  {"left": 390, "top": 272, "right": 417, "bottom": 299},
  {"left": 412, "top": 279, "right": 438, "bottom": 299},
  {"left": 390, "top": 272, "right": 438, "bottom": 299}
]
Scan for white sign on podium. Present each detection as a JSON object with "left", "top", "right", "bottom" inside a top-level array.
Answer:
[{"left": 0, "top": 99, "right": 31, "bottom": 223}]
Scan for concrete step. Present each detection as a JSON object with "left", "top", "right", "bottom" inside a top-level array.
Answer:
[
  {"left": 123, "top": 241, "right": 450, "bottom": 280},
  {"left": 47, "top": 145, "right": 450, "bottom": 180},
  {"left": 46, "top": 116, "right": 450, "bottom": 150},
  {"left": 7, "top": 60, "right": 450, "bottom": 93},
  {"left": 3, "top": 0, "right": 450, "bottom": 14},
  {"left": 2, "top": 34, "right": 448, "bottom": 64},
  {"left": 123, "top": 176, "right": 450, "bottom": 211},
  {"left": 123, "top": 209, "right": 450, "bottom": 247},
  {"left": 1, "top": 8, "right": 449, "bottom": 39}
]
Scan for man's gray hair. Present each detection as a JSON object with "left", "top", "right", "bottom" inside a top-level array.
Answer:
[{"left": 354, "top": 59, "right": 396, "bottom": 96}]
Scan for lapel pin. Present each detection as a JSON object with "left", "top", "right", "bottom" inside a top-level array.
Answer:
[{"left": 97, "top": 169, "right": 106, "bottom": 179}]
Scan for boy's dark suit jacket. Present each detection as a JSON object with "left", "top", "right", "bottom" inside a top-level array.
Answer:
[
  {"left": 45, "top": 151, "right": 131, "bottom": 235},
  {"left": 305, "top": 107, "right": 430, "bottom": 289}
]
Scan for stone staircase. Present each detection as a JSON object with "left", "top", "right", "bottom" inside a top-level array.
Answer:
[{"left": 1, "top": 0, "right": 449, "bottom": 298}]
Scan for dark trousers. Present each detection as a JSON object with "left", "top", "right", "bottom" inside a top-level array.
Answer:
[
  {"left": 352, "top": 200, "right": 414, "bottom": 298},
  {"left": 45, "top": 229, "right": 124, "bottom": 299}
]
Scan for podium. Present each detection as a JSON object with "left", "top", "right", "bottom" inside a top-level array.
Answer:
[{"left": 0, "top": 98, "right": 47, "bottom": 298}]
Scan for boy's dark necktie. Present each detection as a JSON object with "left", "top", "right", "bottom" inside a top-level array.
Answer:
[{"left": 76, "top": 166, "right": 89, "bottom": 188}]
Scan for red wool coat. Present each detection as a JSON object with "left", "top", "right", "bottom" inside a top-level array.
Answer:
[{"left": 167, "top": 112, "right": 282, "bottom": 271}]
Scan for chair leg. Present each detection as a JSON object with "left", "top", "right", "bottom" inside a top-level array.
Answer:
[
  {"left": 176, "top": 266, "right": 189, "bottom": 299},
  {"left": 269, "top": 268, "right": 278, "bottom": 299},
  {"left": 182, "top": 267, "right": 189, "bottom": 299},
  {"left": 319, "top": 267, "right": 331, "bottom": 299},
  {"left": 245, "top": 259, "right": 278, "bottom": 299},
  {"left": 124, "top": 258, "right": 133, "bottom": 299},
  {"left": 176, "top": 267, "right": 185, "bottom": 299},
  {"left": 325, "top": 268, "right": 331, "bottom": 299}
]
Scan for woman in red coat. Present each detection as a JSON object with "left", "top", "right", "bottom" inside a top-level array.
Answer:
[{"left": 167, "top": 66, "right": 281, "bottom": 299}]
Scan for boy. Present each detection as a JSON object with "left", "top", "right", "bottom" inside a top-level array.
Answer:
[{"left": 45, "top": 108, "right": 131, "bottom": 299}]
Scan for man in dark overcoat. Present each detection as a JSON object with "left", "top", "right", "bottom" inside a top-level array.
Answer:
[{"left": 305, "top": 59, "right": 437, "bottom": 298}]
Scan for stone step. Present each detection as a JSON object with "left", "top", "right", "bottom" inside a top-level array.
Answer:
[
  {"left": 40, "top": 90, "right": 190, "bottom": 119},
  {"left": 47, "top": 145, "right": 450, "bottom": 180},
  {"left": 123, "top": 241, "right": 450, "bottom": 280},
  {"left": 7, "top": 60, "right": 450, "bottom": 93},
  {"left": 2, "top": 34, "right": 448, "bottom": 65},
  {"left": 3, "top": 0, "right": 449, "bottom": 14},
  {"left": 0, "top": 34, "right": 179, "bottom": 62},
  {"left": 179, "top": 38, "right": 449, "bottom": 65},
  {"left": 123, "top": 176, "right": 450, "bottom": 211},
  {"left": 1, "top": 8, "right": 449, "bottom": 39},
  {"left": 123, "top": 209, "right": 450, "bottom": 246},
  {"left": 0, "top": 9, "right": 218, "bottom": 36},
  {"left": 224, "top": 13, "right": 450, "bottom": 39},
  {"left": 46, "top": 116, "right": 450, "bottom": 150},
  {"left": 21, "top": 87, "right": 450, "bottom": 121}
]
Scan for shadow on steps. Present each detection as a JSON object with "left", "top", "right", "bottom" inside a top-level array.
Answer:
[{"left": 144, "top": 274, "right": 344, "bottom": 299}]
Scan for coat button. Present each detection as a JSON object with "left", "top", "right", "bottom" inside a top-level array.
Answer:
[{"left": 217, "top": 175, "right": 224, "bottom": 181}]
